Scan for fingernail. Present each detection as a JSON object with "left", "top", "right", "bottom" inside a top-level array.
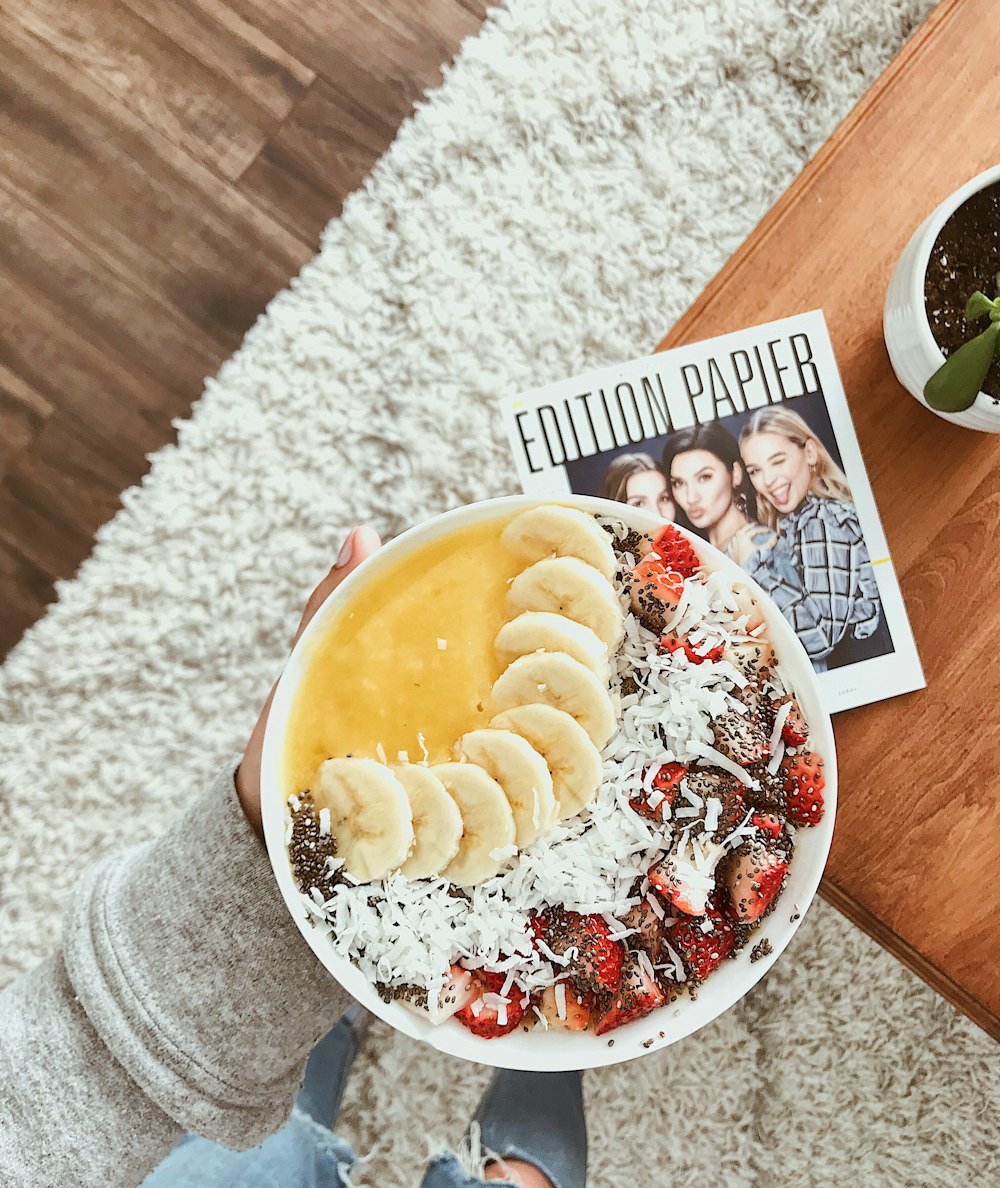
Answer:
[
  {"left": 354, "top": 523, "right": 381, "bottom": 552},
  {"left": 334, "top": 529, "right": 356, "bottom": 569}
]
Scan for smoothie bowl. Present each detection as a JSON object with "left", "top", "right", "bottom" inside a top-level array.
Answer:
[{"left": 261, "top": 495, "right": 836, "bottom": 1070}]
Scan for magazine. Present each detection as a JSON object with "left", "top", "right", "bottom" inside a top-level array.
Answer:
[{"left": 500, "top": 310, "right": 924, "bottom": 714}]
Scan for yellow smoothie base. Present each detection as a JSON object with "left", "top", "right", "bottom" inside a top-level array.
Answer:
[{"left": 284, "top": 515, "right": 524, "bottom": 800}]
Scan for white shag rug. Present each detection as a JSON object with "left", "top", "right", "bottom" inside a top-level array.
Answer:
[{"left": 1, "top": 1, "right": 997, "bottom": 1184}]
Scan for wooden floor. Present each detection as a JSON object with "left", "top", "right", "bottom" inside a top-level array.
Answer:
[{"left": 0, "top": 0, "right": 487, "bottom": 658}]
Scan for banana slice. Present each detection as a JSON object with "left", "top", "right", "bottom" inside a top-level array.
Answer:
[
  {"left": 494, "top": 611, "right": 610, "bottom": 682},
  {"left": 458, "top": 728, "right": 557, "bottom": 848},
  {"left": 501, "top": 505, "right": 618, "bottom": 581},
  {"left": 433, "top": 762, "right": 517, "bottom": 887},
  {"left": 394, "top": 765, "right": 463, "bottom": 879},
  {"left": 508, "top": 556, "right": 624, "bottom": 652},
  {"left": 491, "top": 652, "right": 616, "bottom": 748},
  {"left": 316, "top": 758, "right": 413, "bottom": 882},
  {"left": 491, "top": 704, "right": 603, "bottom": 821}
]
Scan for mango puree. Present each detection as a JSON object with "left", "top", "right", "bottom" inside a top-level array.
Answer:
[{"left": 284, "top": 517, "right": 522, "bottom": 798}]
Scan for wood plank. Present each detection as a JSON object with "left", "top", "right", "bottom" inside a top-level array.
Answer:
[
  {"left": 119, "top": 0, "right": 315, "bottom": 119},
  {"left": 0, "top": 20, "right": 313, "bottom": 350},
  {"left": 226, "top": 0, "right": 482, "bottom": 127},
  {"left": 0, "top": 416, "right": 141, "bottom": 656},
  {"left": 10, "top": 0, "right": 296, "bottom": 180},
  {"left": 239, "top": 81, "right": 391, "bottom": 245},
  {"left": 0, "top": 541, "right": 60, "bottom": 656},
  {"left": 0, "top": 361, "right": 52, "bottom": 481},
  {"left": 657, "top": 0, "right": 1000, "bottom": 1037},
  {"left": 0, "top": 263, "right": 188, "bottom": 462},
  {"left": 0, "top": 417, "right": 136, "bottom": 572},
  {"left": 0, "top": 181, "right": 220, "bottom": 411}
]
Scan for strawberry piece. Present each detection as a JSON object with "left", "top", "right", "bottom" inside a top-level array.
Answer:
[
  {"left": 454, "top": 968, "right": 527, "bottom": 1039},
  {"left": 622, "top": 898, "right": 666, "bottom": 966},
  {"left": 667, "top": 907, "right": 736, "bottom": 983},
  {"left": 594, "top": 951, "right": 667, "bottom": 1035},
  {"left": 628, "top": 762, "right": 687, "bottom": 820},
  {"left": 782, "top": 751, "right": 826, "bottom": 827},
  {"left": 781, "top": 704, "right": 809, "bottom": 746},
  {"left": 751, "top": 813, "right": 782, "bottom": 840},
  {"left": 653, "top": 761, "right": 687, "bottom": 794},
  {"left": 436, "top": 964, "right": 477, "bottom": 1021},
  {"left": 531, "top": 909, "right": 625, "bottom": 996},
  {"left": 648, "top": 847, "right": 714, "bottom": 917},
  {"left": 631, "top": 555, "right": 685, "bottom": 611},
  {"left": 712, "top": 706, "right": 770, "bottom": 766},
  {"left": 722, "top": 843, "right": 788, "bottom": 924},
  {"left": 650, "top": 524, "right": 700, "bottom": 578},
  {"left": 659, "top": 631, "right": 724, "bottom": 665},
  {"left": 537, "top": 984, "right": 592, "bottom": 1031}
]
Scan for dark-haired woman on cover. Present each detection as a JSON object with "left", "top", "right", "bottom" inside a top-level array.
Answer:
[
  {"left": 660, "top": 425, "right": 772, "bottom": 566},
  {"left": 598, "top": 451, "right": 675, "bottom": 522}
]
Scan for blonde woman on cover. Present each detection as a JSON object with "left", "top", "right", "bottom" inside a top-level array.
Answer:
[
  {"left": 739, "top": 407, "right": 882, "bottom": 668},
  {"left": 660, "top": 425, "right": 773, "bottom": 567},
  {"left": 599, "top": 452, "right": 675, "bottom": 522}
]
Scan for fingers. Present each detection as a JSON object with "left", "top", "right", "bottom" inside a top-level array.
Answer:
[{"left": 295, "top": 525, "right": 382, "bottom": 643}]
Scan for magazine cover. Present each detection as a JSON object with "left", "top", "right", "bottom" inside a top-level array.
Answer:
[{"left": 500, "top": 310, "right": 924, "bottom": 714}]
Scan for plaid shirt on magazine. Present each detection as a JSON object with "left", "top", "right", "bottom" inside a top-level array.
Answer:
[{"left": 746, "top": 495, "right": 881, "bottom": 661}]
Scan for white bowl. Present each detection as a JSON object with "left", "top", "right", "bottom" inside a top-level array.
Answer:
[
  {"left": 883, "top": 163, "right": 1000, "bottom": 432},
  {"left": 261, "top": 495, "right": 837, "bottom": 1071}
]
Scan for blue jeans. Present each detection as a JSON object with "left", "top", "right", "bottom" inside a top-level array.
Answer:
[
  {"left": 142, "top": 1119, "right": 490, "bottom": 1187},
  {"left": 141, "top": 1019, "right": 499, "bottom": 1188},
  {"left": 142, "top": 1016, "right": 584, "bottom": 1188}
]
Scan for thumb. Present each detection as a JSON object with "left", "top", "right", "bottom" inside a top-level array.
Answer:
[{"left": 294, "top": 525, "right": 381, "bottom": 643}]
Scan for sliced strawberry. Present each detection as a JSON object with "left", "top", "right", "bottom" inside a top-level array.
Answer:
[
  {"left": 712, "top": 707, "right": 770, "bottom": 766},
  {"left": 648, "top": 846, "right": 714, "bottom": 917},
  {"left": 628, "top": 762, "right": 686, "bottom": 820},
  {"left": 653, "top": 762, "right": 687, "bottom": 795},
  {"left": 659, "top": 631, "right": 724, "bottom": 665},
  {"left": 751, "top": 812, "right": 782, "bottom": 840},
  {"left": 531, "top": 909, "right": 625, "bottom": 996},
  {"left": 667, "top": 907, "right": 736, "bottom": 983},
  {"left": 716, "top": 786, "right": 747, "bottom": 835},
  {"left": 536, "top": 983, "right": 592, "bottom": 1031},
  {"left": 436, "top": 964, "right": 477, "bottom": 1021},
  {"left": 630, "top": 555, "right": 685, "bottom": 619},
  {"left": 722, "top": 843, "right": 788, "bottom": 923},
  {"left": 780, "top": 703, "right": 809, "bottom": 747},
  {"left": 454, "top": 968, "right": 527, "bottom": 1039},
  {"left": 622, "top": 898, "right": 666, "bottom": 966},
  {"left": 782, "top": 751, "right": 826, "bottom": 827},
  {"left": 650, "top": 524, "right": 700, "bottom": 578},
  {"left": 594, "top": 951, "right": 667, "bottom": 1035}
]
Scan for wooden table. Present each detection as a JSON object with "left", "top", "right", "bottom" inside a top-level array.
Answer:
[{"left": 659, "top": 0, "right": 1000, "bottom": 1040}]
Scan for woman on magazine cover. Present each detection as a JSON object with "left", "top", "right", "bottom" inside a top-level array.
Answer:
[
  {"left": 660, "top": 425, "right": 772, "bottom": 567},
  {"left": 738, "top": 407, "right": 886, "bottom": 670},
  {"left": 598, "top": 451, "right": 675, "bottom": 521}
]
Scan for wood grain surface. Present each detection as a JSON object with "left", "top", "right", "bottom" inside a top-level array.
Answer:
[
  {"left": 658, "top": 0, "right": 999, "bottom": 1039},
  {"left": 0, "top": 0, "right": 484, "bottom": 656}
]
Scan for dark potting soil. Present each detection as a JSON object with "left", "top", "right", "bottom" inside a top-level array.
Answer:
[{"left": 924, "top": 180, "right": 1000, "bottom": 401}]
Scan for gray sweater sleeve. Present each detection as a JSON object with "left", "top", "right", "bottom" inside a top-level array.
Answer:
[{"left": 0, "top": 763, "right": 350, "bottom": 1187}]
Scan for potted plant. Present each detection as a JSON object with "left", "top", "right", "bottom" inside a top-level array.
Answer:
[{"left": 883, "top": 164, "right": 1000, "bottom": 432}]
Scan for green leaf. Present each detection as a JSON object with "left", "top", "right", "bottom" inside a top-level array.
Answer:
[
  {"left": 965, "top": 291, "right": 994, "bottom": 321},
  {"left": 924, "top": 322, "right": 1000, "bottom": 413}
]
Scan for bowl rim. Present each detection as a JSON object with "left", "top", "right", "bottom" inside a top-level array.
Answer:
[{"left": 260, "top": 494, "right": 838, "bottom": 1071}]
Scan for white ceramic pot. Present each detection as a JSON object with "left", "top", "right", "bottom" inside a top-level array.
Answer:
[
  {"left": 261, "top": 495, "right": 837, "bottom": 1071},
  {"left": 884, "top": 163, "right": 1000, "bottom": 432}
]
